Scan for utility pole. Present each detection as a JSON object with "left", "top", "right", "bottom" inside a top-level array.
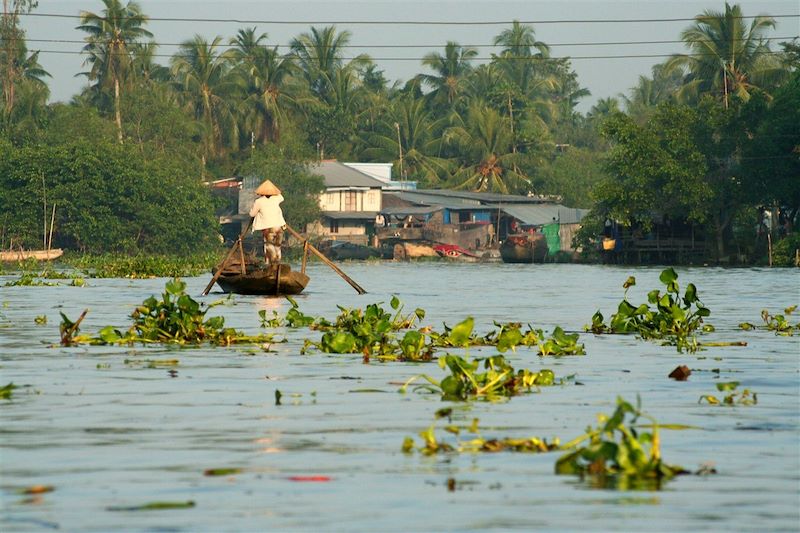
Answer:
[
  {"left": 722, "top": 60, "right": 729, "bottom": 109},
  {"left": 395, "top": 122, "right": 404, "bottom": 182}
]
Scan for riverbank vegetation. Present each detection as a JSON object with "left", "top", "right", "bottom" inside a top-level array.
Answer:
[{"left": 0, "top": 2, "right": 796, "bottom": 265}]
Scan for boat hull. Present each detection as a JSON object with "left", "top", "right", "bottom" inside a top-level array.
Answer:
[
  {"left": 0, "top": 249, "right": 64, "bottom": 262},
  {"left": 214, "top": 263, "right": 309, "bottom": 295},
  {"left": 500, "top": 234, "right": 547, "bottom": 263}
]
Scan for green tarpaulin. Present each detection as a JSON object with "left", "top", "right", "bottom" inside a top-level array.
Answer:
[{"left": 542, "top": 223, "right": 561, "bottom": 256}]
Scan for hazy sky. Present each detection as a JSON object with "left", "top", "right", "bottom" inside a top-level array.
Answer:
[{"left": 20, "top": 0, "right": 800, "bottom": 112}]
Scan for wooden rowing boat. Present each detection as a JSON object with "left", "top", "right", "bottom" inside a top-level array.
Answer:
[
  {"left": 213, "top": 262, "right": 309, "bottom": 296},
  {"left": 0, "top": 248, "right": 64, "bottom": 262}
]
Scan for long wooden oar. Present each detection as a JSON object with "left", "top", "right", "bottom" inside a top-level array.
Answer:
[
  {"left": 285, "top": 225, "right": 366, "bottom": 294},
  {"left": 201, "top": 218, "right": 253, "bottom": 296}
]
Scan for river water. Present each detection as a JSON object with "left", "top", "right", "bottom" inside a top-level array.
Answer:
[{"left": 1, "top": 263, "right": 798, "bottom": 532}]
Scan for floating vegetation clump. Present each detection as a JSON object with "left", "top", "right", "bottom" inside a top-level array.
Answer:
[
  {"left": 555, "top": 396, "right": 687, "bottom": 490},
  {"left": 587, "top": 268, "right": 711, "bottom": 353},
  {"left": 300, "top": 296, "right": 430, "bottom": 359},
  {"left": 59, "top": 279, "right": 274, "bottom": 346},
  {"left": 400, "top": 354, "right": 558, "bottom": 401},
  {"left": 107, "top": 500, "right": 196, "bottom": 512},
  {"left": 259, "top": 296, "right": 316, "bottom": 328},
  {"left": 4, "top": 273, "right": 59, "bottom": 287},
  {"left": 430, "top": 319, "right": 584, "bottom": 356},
  {"left": 402, "top": 410, "right": 560, "bottom": 455},
  {"left": 1, "top": 382, "right": 18, "bottom": 400},
  {"left": 739, "top": 306, "right": 797, "bottom": 336},
  {"left": 699, "top": 382, "right": 757, "bottom": 406},
  {"left": 64, "top": 252, "right": 219, "bottom": 279},
  {"left": 287, "top": 297, "right": 583, "bottom": 360}
]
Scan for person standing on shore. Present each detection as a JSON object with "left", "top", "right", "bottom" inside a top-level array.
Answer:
[{"left": 249, "top": 180, "right": 286, "bottom": 264}]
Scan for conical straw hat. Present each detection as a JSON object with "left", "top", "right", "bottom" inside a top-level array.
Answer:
[{"left": 255, "top": 180, "right": 281, "bottom": 196}]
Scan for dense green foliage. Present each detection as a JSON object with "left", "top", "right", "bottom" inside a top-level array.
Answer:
[
  {"left": 0, "top": 2, "right": 796, "bottom": 261},
  {"left": 0, "top": 138, "right": 219, "bottom": 253}
]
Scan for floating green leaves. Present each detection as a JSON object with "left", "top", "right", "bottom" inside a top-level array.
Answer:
[
  {"left": 58, "top": 279, "right": 274, "bottom": 346},
  {"left": 400, "top": 354, "right": 557, "bottom": 401},
  {"left": 402, "top": 412, "right": 560, "bottom": 455},
  {"left": 292, "top": 298, "right": 584, "bottom": 360},
  {"left": 107, "top": 500, "right": 196, "bottom": 512},
  {"left": 587, "top": 268, "right": 711, "bottom": 353},
  {"left": 555, "top": 396, "right": 686, "bottom": 490},
  {"left": 4, "top": 274, "right": 59, "bottom": 287},
  {"left": 699, "top": 382, "right": 757, "bottom": 406},
  {"left": 739, "top": 306, "right": 798, "bottom": 336},
  {"left": 1, "top": 382, "right": 18, "bottom": 400},
  {"left": 204, "top": 468, "right": 242, "bottom": 476}
]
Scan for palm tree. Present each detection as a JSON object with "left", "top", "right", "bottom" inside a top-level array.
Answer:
[
  {"left": 129, "top": 42, "right": 170, "bottom": 85},
  {"left": 77, "top": 0, "right": 152, "bottom": 142},
  {"left": 622, "top": 63, "right": 683, "bottom": 122},
  {"left": 290, "top": 26, "right": 368, "bottom": 104},
  {"left": 419, "top": 42, "right": 478, "bottom": 108},
  {"left": 0, "top": 44, "right": 49, "bottom": 123},
  {"left": 171, "top": 35, "right": 238, "bottom": 160},
  {"left": 587, "top": 97, "right": 621, "bottom": 123},
  {"left": 666, "top": 2, "right": 783, "bottom": 107},
  {"left": 492, "top": 20, "right": 550, "bottom": 96},
  {"left": 445, "top": 103, "right": 530, "bottom": 194},
  {"left": 360, "top": 96, "right": 450, "bottom": 186},
  {"left": 1, "top": 0, "right": 49, "bottom": 122},
  {"left": 230, "top": 28, "right": 297, "bottom": 144}
]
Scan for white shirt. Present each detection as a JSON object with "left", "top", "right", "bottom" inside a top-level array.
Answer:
[{"left": 250, "top": 194, "right": 286, "bottom": 230}]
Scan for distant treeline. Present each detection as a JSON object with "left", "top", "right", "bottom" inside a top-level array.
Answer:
[{"left": 0, "top": 1, "right": 797, "bottom": 262}]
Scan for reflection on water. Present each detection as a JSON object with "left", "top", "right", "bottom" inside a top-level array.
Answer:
[{"left": 0, "top": 264, "right": 798, "bottom": 531}]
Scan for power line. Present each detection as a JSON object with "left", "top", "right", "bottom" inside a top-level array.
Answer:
[
  {"left": 6, "top": 48, "right": 793, "bottom": 61},
  {"left": 18, "top": 35, "right": 799, "bottom": 50},
  {"left": 17, "top": 12, "right": 800, "bottom": 26}
]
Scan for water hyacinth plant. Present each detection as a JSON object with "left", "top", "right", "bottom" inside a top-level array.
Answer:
[
  {"left": 739, "top": 306, "right": 798, "bottom": 336},
  {"left": 400, "top": 354, "right": 557, "bottom": 401},
  {"left": 698, "top": 382, "right": 757, "bottom": 405},
  {"left": 58, "top": 279, "right": 273, "bottom": 346},
  {"left": 555, "top": 396, "right": 687, "bottom": 490},
  {"left": 587, "top": 268, "right": 711, "bottom": 353},
  {"left": 402, "top": 410, "right": 560, "bottom": 455}
]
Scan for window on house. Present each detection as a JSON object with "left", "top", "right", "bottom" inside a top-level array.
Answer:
[
  {"left": 345, "top": 191, "right": 358, "bottom": 211},
  {"left": 329, "top": 219, "right": 339, "bottom": 234}
]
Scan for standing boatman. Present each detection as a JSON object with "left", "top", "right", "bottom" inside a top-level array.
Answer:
[{"left": 249, "top": 179, "right": 286, "bottom": 264}]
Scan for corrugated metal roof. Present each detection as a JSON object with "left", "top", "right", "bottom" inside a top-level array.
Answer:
[
  {"left": 322, "top": 210, "right": 379, "bottom": 220},
  {"left": 310, "top": 161, "right": 386, "bottom": 188},
  {"left": 496, "top": 204, "right": 590, "bottom": 226},
  {"left": 380, "top": 206, "right": 443, "bottom": 217},
  {"left": 390, "top": 191, "right": 479, "bottom": 209},
  {"left": 410, "top": 189, "right": 553, "bottom": 204}
]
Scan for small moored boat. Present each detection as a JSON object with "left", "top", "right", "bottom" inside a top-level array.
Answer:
[
  {"left": 0, "top": 248, "right": 64, "bottom": 262},
  {"left": 433, "top": 243, "right": 481, "bottom": 262},
  {"left": 500, "top": 233, "right": 547, "bottom": 264}
]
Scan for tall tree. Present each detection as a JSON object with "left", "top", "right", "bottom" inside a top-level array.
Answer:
[
  {"left": 1, "top": 0, "right": 48, "bottom": 124},
  {"left": 622, "top": 63, "right": 684, "bottom": 122},
  {"left": 230, "top": 28, "right": 297, "bottom": 145},
  {"left": 77, "top": 0, "right": 152, "bottom": 143},
  {"left": 360, "top": 95, "right": 450, "bottom": 186},
  {"left": 419, "top": 41, "right": 478, "bottom": 108},
  {"left": 290, "top": 25, "right": 367, "bottom": 104},
  {"left": 492, "top": 20, "right": 551, "bottom": 96},
  {"left": 445, "top": 103, "right": 530, "bottom": 194},
  {"left": 666, "top": 2, "right": 784, "bottom": 107},
  {"left": 171, "top": 35, "right": 238, "bottom": 161}
]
